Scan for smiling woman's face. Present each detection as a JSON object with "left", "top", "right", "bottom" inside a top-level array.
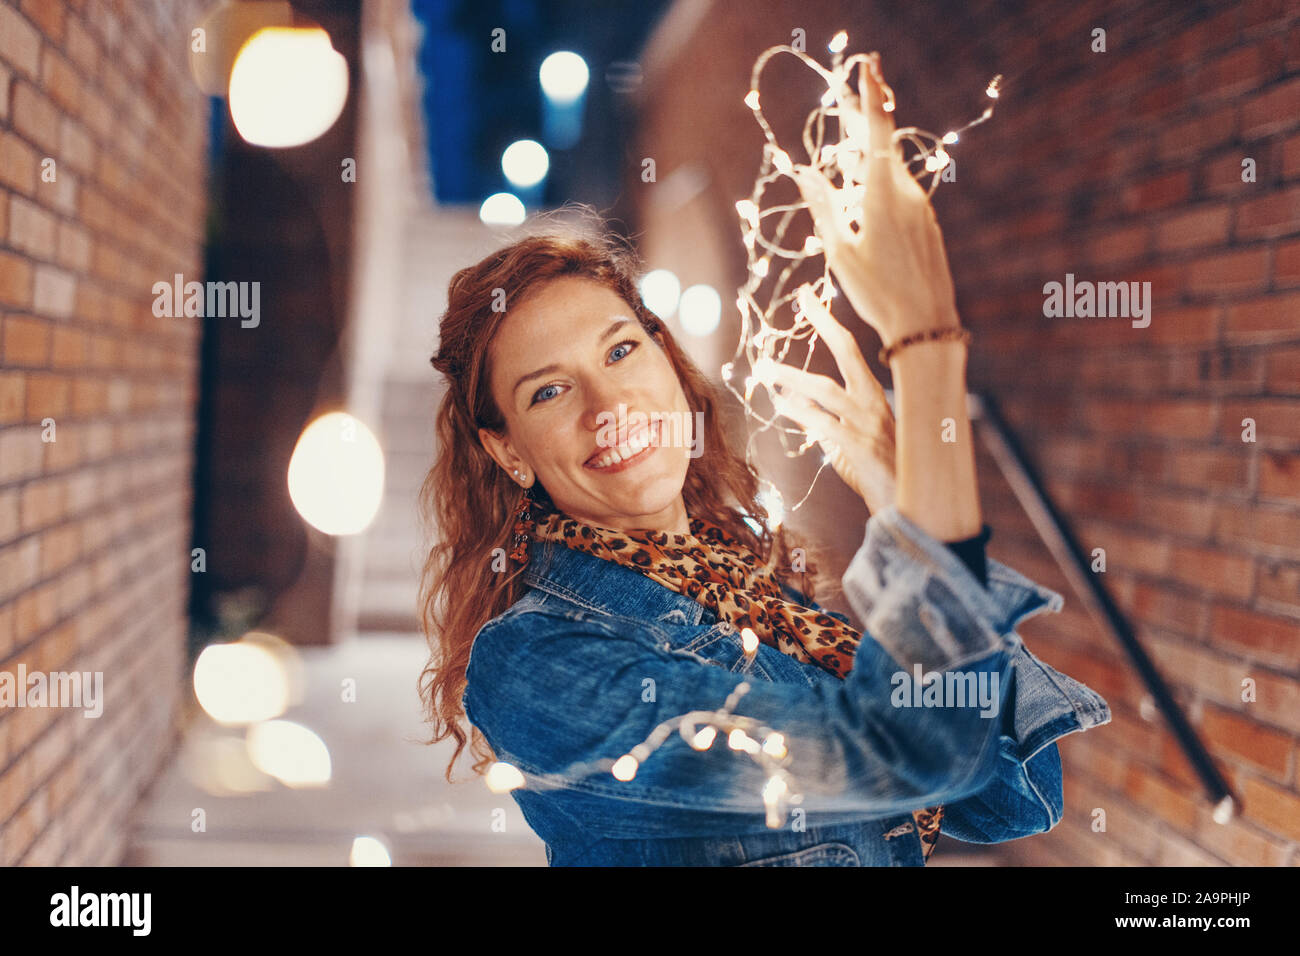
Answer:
[{"left": 478, "top": 275, "right": 695, "bottom": 534}]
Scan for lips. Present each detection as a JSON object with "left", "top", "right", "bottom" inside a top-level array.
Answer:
[{"left": 585, "top": 418, "right": 662, "bottom": 471}]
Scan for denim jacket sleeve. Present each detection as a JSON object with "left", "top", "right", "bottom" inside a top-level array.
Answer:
[{"left": 464, "top": 504, "right": 1107, "bottom": 823}]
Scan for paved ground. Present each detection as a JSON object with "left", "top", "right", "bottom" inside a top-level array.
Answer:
[{"left": 123, "top": 633, "right": 546, "bottom": 866}]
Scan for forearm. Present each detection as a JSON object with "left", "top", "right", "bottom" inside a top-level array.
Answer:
[{"left": 889, "top": 336, "right": 982, "bottom": 542}]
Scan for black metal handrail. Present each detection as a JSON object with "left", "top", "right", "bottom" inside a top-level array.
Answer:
[
  {"left": 880, "top": 387, "right": 1239, "bottom": 823},
  {"left": 967, "top": 391, "right": 1238, "bottom": 823}
]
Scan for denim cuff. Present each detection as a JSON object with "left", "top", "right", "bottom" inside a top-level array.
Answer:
[{"left": 842, "top": 505, "right": 1064, "bottom": 675}]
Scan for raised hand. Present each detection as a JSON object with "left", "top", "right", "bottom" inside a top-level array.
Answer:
[
  {"left": 790, "top": 52, "right": 963, "bottom": 349},
  {"left": 753, "top": 286, "right": 897, "bottom": 515}
]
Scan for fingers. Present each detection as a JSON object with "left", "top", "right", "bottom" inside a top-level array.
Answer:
[
  {"left": 753, "top": 358, "right": 858, "bottom": 425},
  {"left": 795, "top": 286, "right": 878, "bottom": 399},
  {"left": 772, "top": 391, "right": 851, "bottom": 454},
  {"left": 862, "top": 52, "right": 896, "bottom": 147},
  {"left": 856, "top": 54, "right": 898, "bottom": 193}
]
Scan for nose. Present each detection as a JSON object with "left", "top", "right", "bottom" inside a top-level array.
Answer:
[{"left": 579, "top": 375, "right": 627, "bottom": 433}]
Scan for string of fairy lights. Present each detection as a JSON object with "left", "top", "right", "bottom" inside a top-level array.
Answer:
[
  {"left": 486, "top": 32, "right": 1003, "bottom": 829},
  {"left": 723, "top": 29, "right": 1002, "bottom": 528},
  {"left": 486, "top": 626, "right": 803, "bottom": 827}
]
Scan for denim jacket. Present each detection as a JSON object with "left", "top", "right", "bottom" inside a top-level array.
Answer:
[{"left": 464, "top": 505, "right": 1112, "bottom": 866}]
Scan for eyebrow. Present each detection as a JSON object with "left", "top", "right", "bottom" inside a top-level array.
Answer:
[{"left": 512, "top": 317, "right": 635, "bottom": 400}]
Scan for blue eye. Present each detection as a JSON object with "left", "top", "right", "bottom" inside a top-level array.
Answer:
[
  {"left": 531, "top": 383, "right": 561, "bottom": 405},
  {"left": 529, "top": 340, "right": 639, "bottom": 406}
]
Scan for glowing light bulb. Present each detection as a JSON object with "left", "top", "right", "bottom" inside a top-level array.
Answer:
[
  {"left": 728, "top": 729, "right": 758, "bottom": 752},
  {"left": 942, "top": 131, "right": 959, "bottom": 144},
  {"left": 612, "top": 755, "right": 639, "bottom": 781},
  {"left": 735, "top": 198, "right": 759, "bottom": 226},
  {"left": 828, "top": 31, "right": 848, "bottom": 53},
  {"left": 803, "top": 235, "right": 822, "bottom": 254},
  {"left": 691, "top": 727, "right": 717, "bottom": 750},
  {"left": 924, "top": 147, "right": 951, "bottom": 172},
  {"left": 744, "top": 89, "right": 760, "bottom": 109},
  {"left": 485, "top": 761, "right": 525, "bottom": 792},
  {"left": 762, "top": 733, "right": 787, "bottom": 759},
  {"left": 769, "top": 147, "right": 793, "bottom": 175},
  {"left": 740, "top": 627, "right": 759, "bottom": 654},
  {"left": 754, "top": 257, "right": 770, "bottom": 278}
]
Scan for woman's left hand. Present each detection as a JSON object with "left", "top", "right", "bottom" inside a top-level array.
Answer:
[{"left": 753, "top": 285, "right": 896, "bottom": 515}]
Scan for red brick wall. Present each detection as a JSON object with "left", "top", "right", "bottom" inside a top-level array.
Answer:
[
  {"left": 0, "top": 0, "right": 208, "bottom": 865},
  {"left": 629, "top": 0, "right": 1300, "bottom": 864}
]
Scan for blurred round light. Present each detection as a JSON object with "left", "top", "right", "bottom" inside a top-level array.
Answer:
[
  {"left": 479, "top": 192, "right": 526, "bottom": 226},
  {"left": 228, "top": 27, "right": 348, "bottom": 148},
  {"left": 639, "top": 269, "right": 680, "bottom": 319},
  {"left": 246, "top": 719, "right": 332, "bottom": 787},
  {"left": 193, "top": 641, "right": 291, "bottom": 725},
  {"left": 539, "top": 51, "right": 589, "bottom": 103},
  {"left": 485, "top": 761, "right": 525, "bottom": 793},
  {"left": 678, "top": 284, "right": 721, "bottom": 337},
  {"left": 501, "top": 139, "right": 549, "bottom": 188},
  {"left": 349, "top": 835, "right": 392, "bottom": 866},
  {"left": 287, "top": 412, "right": 385, "bottom": 535},
  {"left": 178, "top": 732, "right": 275, "bottom": 796}
]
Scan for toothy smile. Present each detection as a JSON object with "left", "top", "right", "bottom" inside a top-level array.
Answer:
[{"left": 585, "top": 419, "right": 662, "bottom": 470}]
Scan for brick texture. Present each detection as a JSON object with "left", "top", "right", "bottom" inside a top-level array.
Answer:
[
  {"left": 632, "top": 0, "right": 1300, "bottom": 866},
  {"left": 0, "top": 0, "right": 207, "bottom": 865}
]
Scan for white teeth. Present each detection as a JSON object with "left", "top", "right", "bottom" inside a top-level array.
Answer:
[{"left": 590, "top": 420, "right": 659, "bottom": 469}]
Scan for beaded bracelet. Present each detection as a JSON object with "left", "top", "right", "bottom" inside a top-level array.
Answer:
[{"left": 878, "top": 326, "right": 971, "bottom": 365}]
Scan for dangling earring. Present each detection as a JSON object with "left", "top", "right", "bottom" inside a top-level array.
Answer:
[{"left": 509, "top": 470, "right": 535, "bottom": 566}]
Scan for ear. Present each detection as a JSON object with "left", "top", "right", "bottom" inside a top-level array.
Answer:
[{"left": 478, "top": 427, "right": 527, "bottom": 481}]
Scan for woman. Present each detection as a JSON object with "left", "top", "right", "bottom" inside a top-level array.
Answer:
[{"left": 418, "top": 53, "right": 1110, "bottom": 865}]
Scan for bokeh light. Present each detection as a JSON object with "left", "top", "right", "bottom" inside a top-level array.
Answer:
[
  {"left": 479, "top": 192, "right": 527, "bottom": 225},
  {"left": 287, "top": 412, "right": 385, "bottom": 535},
  {"left": 246, "top": 720, "right": 332, "bottom": 787},
  {"left": 501, "top": 139, "right": 549, "bottom": 188},
  {"left": 193, "top": 639, "right": 291, "bottom": 725},
  {"left": 228, "top": 27, "right": 348, "bottom": 148},
  {"left": 349, "top": 835, "right": 392, "bottom": 866},
  {"left": 539, "top": 51, "right": 590, "bottom": 103},
  {"left": 678, "top": 283, "right": 721, "bottom": 337},
  {"left": 639, "top": 269, "right": 681, "bottom": 319}
]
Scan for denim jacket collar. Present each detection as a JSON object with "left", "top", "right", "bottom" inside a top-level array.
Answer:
[{"left": 521, "top": 535, "right": 710, "bottom": 626}]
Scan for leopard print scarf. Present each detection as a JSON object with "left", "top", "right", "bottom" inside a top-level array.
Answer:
[{"left": 525, "top": 501, "right": 944, "bottom": 861}]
